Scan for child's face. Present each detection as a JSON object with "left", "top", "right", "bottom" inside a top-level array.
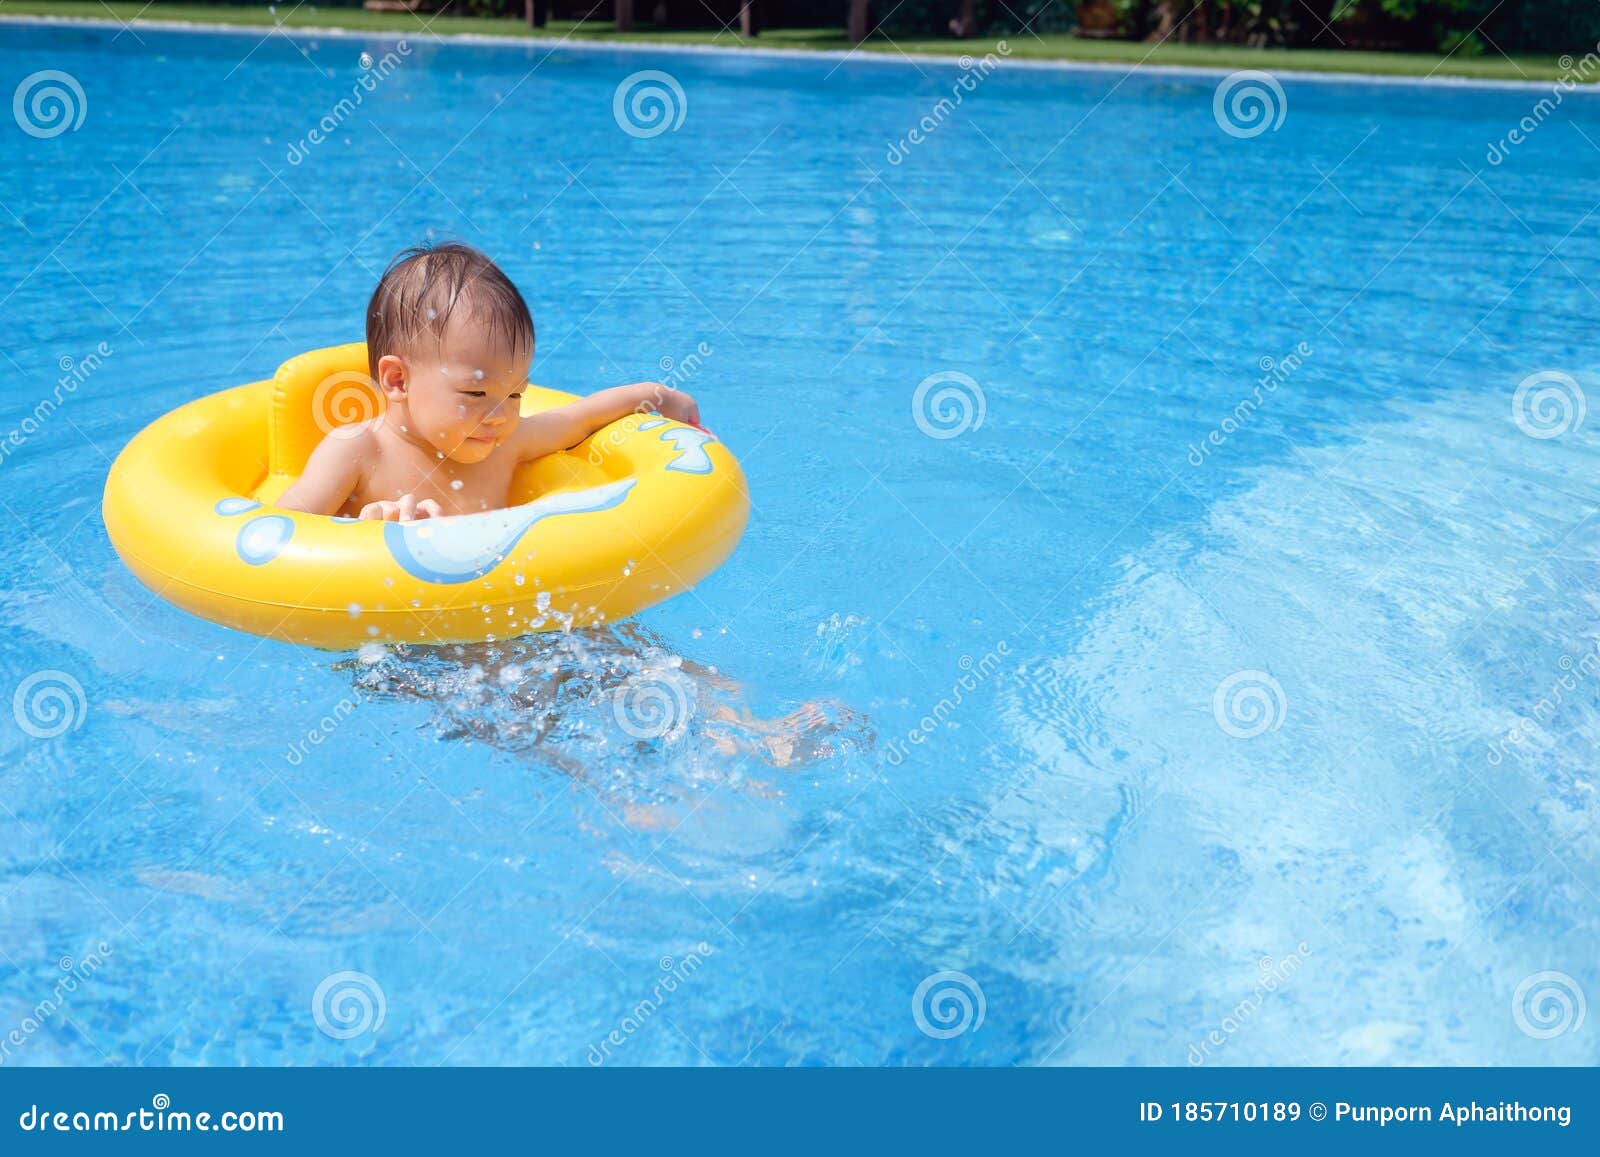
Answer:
[{"left": 379, "top": 318, "right": 530, "bottom": 465}]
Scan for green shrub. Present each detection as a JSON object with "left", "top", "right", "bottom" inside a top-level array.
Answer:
[
  {"left": 1438, "top": 27, "right": 1485, "bottom": 56},
  {"left": 872, "top": 0, "right": 1078, "bottom": 38},
  {"left": 1484, "top": 0, "right": 1600, "bottom": 53}
]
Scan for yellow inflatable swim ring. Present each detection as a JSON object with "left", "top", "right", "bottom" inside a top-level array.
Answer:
[{"left": 102, "top": 343, "right": 749, "bottom": 649}]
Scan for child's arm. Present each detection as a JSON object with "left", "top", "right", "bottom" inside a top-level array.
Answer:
[
  {"left": 512, "top": 381, "right": 700, "bottom": 462},
  {"left": 276, "top": 434, "right": 364, "bottom": 516}
]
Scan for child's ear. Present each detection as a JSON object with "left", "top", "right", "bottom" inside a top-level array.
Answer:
[{"left": 376, "top": 354, "right": 408, "bottom": 400}]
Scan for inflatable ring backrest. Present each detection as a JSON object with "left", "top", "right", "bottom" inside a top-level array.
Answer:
[
  {"left": 103, "top": 343, "right": 749, "bottom": 648},
  {"left": 269, "top": 343, "right": 386, "bottom": 480}
]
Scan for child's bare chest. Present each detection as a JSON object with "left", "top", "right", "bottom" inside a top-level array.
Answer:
[{"left": 345, "top": 451, "right": 517, "bottom": 517}]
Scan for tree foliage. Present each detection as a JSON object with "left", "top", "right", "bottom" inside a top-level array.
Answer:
[
  {"left": 237, "top": 0, "right": 1600, "bottom": 53},
  {"left": 1071, "top": 0, "right": 1596, "bottom": 52}
]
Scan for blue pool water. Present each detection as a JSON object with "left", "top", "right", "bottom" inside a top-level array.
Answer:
[{"left": 2, "top": 18, "right": 1598, "bottom": 1066}]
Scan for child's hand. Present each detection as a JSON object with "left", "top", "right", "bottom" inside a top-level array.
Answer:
[
  {"left": 650, "top": 386, "right": 701, "bottom": 428},
  {"left": 359, "top": 494, "right": 442, "bottom": 522}
]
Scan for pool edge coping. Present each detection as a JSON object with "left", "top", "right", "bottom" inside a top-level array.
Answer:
[{"left": 5, "top": 12, "right": 1596, "bottom": 93}]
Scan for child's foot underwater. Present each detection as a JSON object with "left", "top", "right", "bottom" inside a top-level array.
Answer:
[
  {"left": 704, "top": 701, "right": 868, "bottom": 769},
  {"left": 335, "top": 625, "right": 874, "bottom": 794}
]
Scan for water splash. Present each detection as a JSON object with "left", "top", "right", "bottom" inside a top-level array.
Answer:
[{"left": 335, "top": 625, "right": 873, "bottom": 813}]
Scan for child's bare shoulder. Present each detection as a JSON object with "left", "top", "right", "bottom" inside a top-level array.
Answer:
[
  {"left": 309, "top": 421, "right": 381, "bottom": 463},
  {"left": 299, "top": 421, "right": 380, "bottom": 487},
  {"left": 277, "top": 422, "right": 378, "bottom": 515}
]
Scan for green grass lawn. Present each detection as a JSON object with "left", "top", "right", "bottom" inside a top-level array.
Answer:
[{"left": 0, "top": 1, "right": 1581, "bottom": 83}]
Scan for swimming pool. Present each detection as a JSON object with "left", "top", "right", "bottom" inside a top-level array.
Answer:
[{"left": 2, "top": 17, "right": 1597, "bottom": 1066}]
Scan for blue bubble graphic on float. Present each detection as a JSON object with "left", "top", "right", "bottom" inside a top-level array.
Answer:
[
  {"left": 235, "top": 515, "right": 295, "bottom": 565},
  {"left": 214, "top": 497, "right": 262, "bottom": 516},
  {"left": 384, "top": 479, "right": 637, "bottom": 585}
]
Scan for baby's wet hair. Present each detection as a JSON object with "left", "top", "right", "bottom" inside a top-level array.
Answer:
[{"left": 365, "top": 242, "right": 534, "bottom": 378}]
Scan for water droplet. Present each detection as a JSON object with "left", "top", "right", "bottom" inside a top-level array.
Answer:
[
  {"left": 357, "top": 643, "right": 386, "bottom": 664},
  {"left": 347, "top": 603, "right": 362, "bottom": 617},
  {"left": 450, "top": 480, "right": 464, "bottom": 491},
  {"left": 513, "top": 573, "right": 525, "bottom": 586},
  {"left": 535, "top": 592, "right": 551, "bottom": 613},
  {"left": 473, "top": 369, "right": 485, "bottom": 380}
]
